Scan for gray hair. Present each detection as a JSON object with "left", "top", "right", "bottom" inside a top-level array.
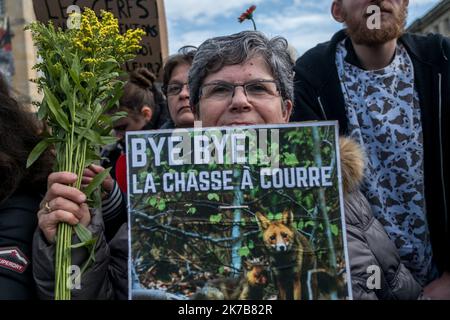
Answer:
[{"left": 188, "top": 31, "right": 294, "bottom": 112}]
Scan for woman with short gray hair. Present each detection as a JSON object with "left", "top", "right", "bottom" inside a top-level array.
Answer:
[{"left": 189, "top": 31, "right": 294, "bottom": 117}]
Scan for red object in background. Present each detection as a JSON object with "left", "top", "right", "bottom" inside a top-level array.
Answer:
[
  {"left": 115, "top": 153, "right": 127, "bottom": 194},
  {"left": 238, "top": 5, "right": 256, "bottom": 23}
]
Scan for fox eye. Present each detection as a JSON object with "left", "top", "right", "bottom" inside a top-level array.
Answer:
[
  {"left": 281, "top": 232, "right": 288, "bottom": 238},
  {"left": 269, "top": 235, "right": 276, "bottom": 241}
]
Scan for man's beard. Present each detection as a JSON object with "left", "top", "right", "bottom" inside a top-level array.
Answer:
[{"left": 343, "top": 1, "right": 408, "bottom": 46}]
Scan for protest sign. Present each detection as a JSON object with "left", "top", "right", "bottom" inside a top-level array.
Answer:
[
  {"left": 33, "top": 0, "right": 168, "bottom": 80},
  {"left": 126, "top": 122, "right": 352, "bottom": 300}
]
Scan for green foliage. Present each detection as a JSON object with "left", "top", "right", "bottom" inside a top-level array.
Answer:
[
  {"left": 331, "top": 224, "right": 339, "bottom": 237},
  {"left": 207, "top": 193, "right": 220, "bottom": 202},
  {"left": 187, "top": 207, "right": 197, "bottom": 215},
  {"left": 209, "top": 214, "right": 222, "bottom": 224},
  {"left": 26, "top": 9, "right": 144, "bottom": 300},
  {"left": 238, "top": 246, "right": 250, "bottom": 257}
]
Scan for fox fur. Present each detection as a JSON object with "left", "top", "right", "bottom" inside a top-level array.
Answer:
[
  {"left": 256, "top": 210, "right": 318, "bottom": 300},
  {"left": 339, "top": 137, "right": 365, "bottom": 194}
]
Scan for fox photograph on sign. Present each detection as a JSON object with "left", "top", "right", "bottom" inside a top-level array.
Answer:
[{"left": 126, "top": 122, "right": 352, "bottom": 300}]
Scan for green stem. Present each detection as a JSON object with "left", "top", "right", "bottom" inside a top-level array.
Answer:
[{"left": 250, "top": 18, "right": 257, "bottom": 31}]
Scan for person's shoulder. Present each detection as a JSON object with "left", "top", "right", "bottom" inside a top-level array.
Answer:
[
  {"left": 401, "top": 32, "right": 450, "bottom": 62},
  {"left": 295, "top": 30, "right": 346, "bottom": 68},
  {"left": 0, "top": 191, "right": 41, "bottom": 215},
  {"left": 0, "top": 191, "right": 40, "bottom": 244},
  {"left": 403, "top": 32, "right": 448, "bottom": 45},
  {"left": 295, "top": 40, "right": 333, "bottom": 69}
]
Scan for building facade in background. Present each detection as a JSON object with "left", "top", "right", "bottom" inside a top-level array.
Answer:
[
  {"left": 3, "top": 0, "right": 40, "bottom": 106},
  {"left": 0, "top": 0, "right": 14, "bottom": 85},
  {"left": 408, "top": 0, "right": 450, "bottom": 36}
]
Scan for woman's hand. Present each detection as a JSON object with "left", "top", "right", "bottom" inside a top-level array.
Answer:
[
  {"left": 82, "top": 164, "right": 114, "bottom": 194},
  {"left": 38, "top": 172, "right": 91, "bottom": 243}
]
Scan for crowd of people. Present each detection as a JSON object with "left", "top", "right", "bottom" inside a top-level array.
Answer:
[{"left": 0, "top": 0, "right": 448, "bottom": 300}]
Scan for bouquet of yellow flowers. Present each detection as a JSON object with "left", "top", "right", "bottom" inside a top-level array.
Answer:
[{"left": 26, "top": 8, "right": 145, "bottom": 300}]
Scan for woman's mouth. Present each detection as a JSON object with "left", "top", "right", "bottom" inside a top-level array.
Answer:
[{"left": 177, "top": 106, "right": 192, "bottom": 114}]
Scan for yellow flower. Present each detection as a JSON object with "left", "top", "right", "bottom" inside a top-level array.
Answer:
[
  {"left": 80, "top": 71, "right": 94, "bottom": 79},
  {"left": 70, "top": 8, "right": 145, "bottom": 64}
]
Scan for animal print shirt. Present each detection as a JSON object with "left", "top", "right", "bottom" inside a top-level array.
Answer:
[{"left": 335, "top": 40, "right": 436, "bottom": 285}]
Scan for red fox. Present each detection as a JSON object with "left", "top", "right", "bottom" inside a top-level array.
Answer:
[
  {"left": 256, "top": 210, "right": 318, "bottom": 300},
  {"left": 191, "top": 258, "right": 269, "bottom": 300}
]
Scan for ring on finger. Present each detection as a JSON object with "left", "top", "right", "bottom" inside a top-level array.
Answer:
[{"left": 44, "top": 201, "right": 52, "bottom": 213}]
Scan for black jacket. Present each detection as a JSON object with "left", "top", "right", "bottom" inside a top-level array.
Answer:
[
  {"left": 0, "top": 191, "right": 41, "bottom": 299},
  {"left": 293, "top": 29, "right": 450, "bottom": 274}
]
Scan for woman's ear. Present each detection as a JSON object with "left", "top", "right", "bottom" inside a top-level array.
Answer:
[
  {"left": 331, "top": 0, "right": 345, "bottom": 23},
  {"left": 282, "top": 100, "right": 293, "bottom": 122},
  {"left": 141, "top": 105, "right": 153, "bottom": 122}
]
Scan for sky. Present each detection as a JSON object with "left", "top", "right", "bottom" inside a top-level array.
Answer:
[{"left": 164, "top": 0, "right": 443, "bottom": 56}]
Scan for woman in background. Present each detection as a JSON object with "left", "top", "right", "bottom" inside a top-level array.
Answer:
[
  {"left": 160, "top": 46, "right": 196, "bottom": 129},
  {"left": 101, "top": 67, "right": 167, "bottom": 179},
  {"left": 0, "top": 75, "right": 52, "bottom": 299}
]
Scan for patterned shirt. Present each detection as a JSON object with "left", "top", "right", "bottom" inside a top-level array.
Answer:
[{"left": 335, "top": 40, "right": 436, "bottom": 285}]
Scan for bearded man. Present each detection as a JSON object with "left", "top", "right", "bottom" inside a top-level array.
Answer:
[{"left": 292, "top": 0, "right": 449, "bottom": 299}]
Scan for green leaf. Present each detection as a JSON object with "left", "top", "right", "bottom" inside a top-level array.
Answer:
[
  {"left": 157, "top": 200, "right": 166, "bottom": 211},
  {"left": 83, "top": 167, "right": 112, "bottom": 198},
  {"left": 37, "top": 101, "right": 48, "bottom": 120},
  {"left": 268, "top": 212, "right": 274, "bottom": 221},
  {"left": 100, "top": 136, "right": 118, "bottom": 145},
  {"left": 207, "top": 193, "right": 220, "bottom": 201},
  {"left": 305, "top": 220, "right": 315, "bottom": 228},
  {"left": 74, "top": 223, "right": 93, "bottom": 243},
  {"left": 43, "top": 86, "right": 70, "bottom": 132},
  {"left": 248, "top": 240, "right": 254, "bottom": 249},
  {"left": 148, "top": 197, "right": 157, "bottom": 207},
  {"left": 283, "top": 152, "right": 299, "bottom": 166},
  {"left": 238, "top": 246, "right": 250, "bottom": 257},
  {"left": 26, "top": 138, "right": 57, "bottom": 168},
  {"left": 209, "top": 214, "right": 222, "bottom": 224},
  {"left": 331, "top": 224, "right": 339, "bottom": 237},
  {"left": 274, "top": 213, "right": 283, "bottom": 221},
  {"left": 187, "top": 207, "right": 197, "bottom": 215}
]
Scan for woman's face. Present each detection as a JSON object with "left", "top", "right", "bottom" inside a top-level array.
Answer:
[
  {"left": 112, "top": 108, "right": 149, "bottom": 142},
  {"left": 196, "top": 56, "right": 292, "bottom": 127},
  {"left": 167, "top": 63, "right": 195, "bottom": 128}
]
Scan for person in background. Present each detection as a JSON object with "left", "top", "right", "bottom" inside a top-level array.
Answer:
[
  {"left": 293, "top": 0, "right": 449, "bottom": 298},
  {"left": 160, "top": 46, "right": 196, "bottom": 129},
  {"left": 101, "top": 67, "right": 167, "bottom": 179},
  {"left": 0, "top": 75, "right": 52, "bottom": 299}
]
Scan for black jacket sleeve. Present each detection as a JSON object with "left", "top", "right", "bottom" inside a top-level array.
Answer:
[
  {"left": 101, "top": 181, "right": 127, "bottom": 242},
  {"left": 0, "top": 193, "right": 40, "bottom": 299},
  {"left": 292, "top": 58, "right": 323, "bottom": 122}
]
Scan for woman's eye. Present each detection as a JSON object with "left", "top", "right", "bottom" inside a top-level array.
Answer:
[
  {"left": 247, "top": 84, "right": 268, "bottom": 94},
  {"left": 168, "top": 85, "right": 181, "bottom": 94},
  {"left": 210, "top": 85, "right": 231, "bottom": 95}
]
